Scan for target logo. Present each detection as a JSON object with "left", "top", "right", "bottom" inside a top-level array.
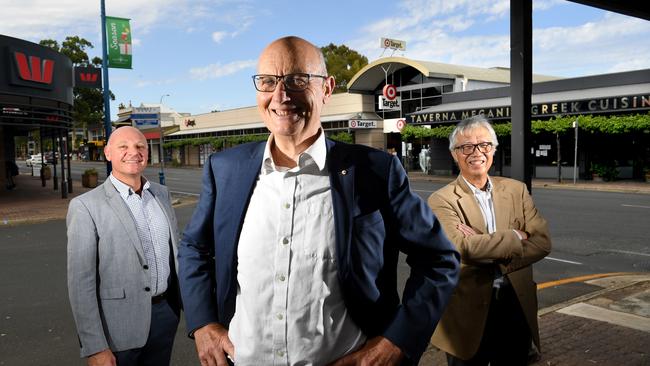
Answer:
[
  {"left": 383, "top": 38, "right": 391, "bottom": 47},
  {"left": 396, "top": 119, "right": 406, "bottom": 131},
  {"left": 350, "top": 120, "right": 357, "bottom": 128},
  {"left": 383, "top": 84, "right": 397, "bottom": 100}
]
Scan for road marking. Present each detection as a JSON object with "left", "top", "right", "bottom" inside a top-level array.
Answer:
[
  {"left": 170, "top": 190, "right": 199, "bottom": 196},
  {"left": 412, "top": 189, "right": 434, "bottom": 194},
  {"left": 621, "top": 204, "right": 650, "bottom": 209},
  {"left": 607, "top": 249, "right": 650, "bottom": 257},
  {"left": 538, "top": 272, "right": 626, "bottom": 290},
  {"left": 544, "top": 256, "right": 583, "bottom": 265},
  {"left": 558, "top": 302, "right": 650, "bottom": 333}
]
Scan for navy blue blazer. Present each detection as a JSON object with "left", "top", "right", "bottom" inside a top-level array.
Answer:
[{"left": 178, "top": 139, "right": 459, "bottom": 363}]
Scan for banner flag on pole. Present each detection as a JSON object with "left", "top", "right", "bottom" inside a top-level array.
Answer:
[{"left": 104, "top": 16, "right": 132, "bottom": 69}]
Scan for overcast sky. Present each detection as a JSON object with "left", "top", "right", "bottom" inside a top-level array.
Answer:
[{"left": 2, "top": 0, "right": 648, "bottom": 119}]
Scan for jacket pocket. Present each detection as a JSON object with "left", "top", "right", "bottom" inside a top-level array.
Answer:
[{"left": 99, "top": 287, "right": 125, "bottom": 300}]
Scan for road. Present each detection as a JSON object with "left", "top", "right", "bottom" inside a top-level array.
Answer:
[{"left": 3, "top": 161, "right": 648, "bottom": 364}]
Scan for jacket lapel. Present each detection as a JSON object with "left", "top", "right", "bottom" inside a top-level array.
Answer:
[
  {"left": 103, "top": 179, "right": 146, "bottom": 264},
  {"left": 454, "top": 176, "right": 488, "bottom": 234},
  {"left": 491, "top": 179, "right": 512, "bottom": 230},
  {"left": 326, "top": 139, "right": 354, "bottom": 279}
]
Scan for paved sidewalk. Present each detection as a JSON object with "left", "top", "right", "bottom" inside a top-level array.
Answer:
[
  {"left": 0, "top": 174, "right": 195, "bottom": 226},
  {"left": 419, "top": 273, "right": 650, "bottom": 365}
]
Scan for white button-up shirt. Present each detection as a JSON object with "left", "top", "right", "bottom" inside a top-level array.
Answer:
[{"left": 229, "top": 132, "right": 366, "bottom": 365}]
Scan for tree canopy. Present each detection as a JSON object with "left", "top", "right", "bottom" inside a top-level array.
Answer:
[
  {"left": 321, "top": 43, "right": 368, "bottom": 93},
  {"left": 39, "top": 36, "right": 112, "bottom": 142}
]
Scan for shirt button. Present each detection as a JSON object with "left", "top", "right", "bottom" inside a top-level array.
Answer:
[
  {"left": 144, "top": 287, "right": 151, "bottom": 292},
  {"left": 282, "top": 238, "right": 289, "bottom": 245},
  {"left": 143, "top": 265, "right": 149, "bottom": 270},
  {"left": 276, "top": 350, "right": 285, "bottom": 357},
  {"left": 276, "top": 313, "right": 283, "bottom": 320},
  {"left": 284, "top": 203, "right": 290, "bottom": 209},
  {"left": 277, "top": 274, "right": 286, "bottom": 282}
]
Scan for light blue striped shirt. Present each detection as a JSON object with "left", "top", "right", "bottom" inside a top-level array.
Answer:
[{"left": 109, "top": 174, "right": 171, "bottom": 296}]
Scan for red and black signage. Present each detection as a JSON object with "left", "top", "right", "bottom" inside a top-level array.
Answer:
[
  {"left": 0, "top": 34, "right": 73, "bottom": 104},
  {"left": 74, "top": 66, "right": 102, "bottom": 89}
]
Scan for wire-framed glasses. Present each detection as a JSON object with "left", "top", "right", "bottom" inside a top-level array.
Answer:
[
  {"left": 252, "top": 73, "right": 327, "bottom": 92},
  {"left": 454, "top": 142, "right": 494, "bottom": 155}
]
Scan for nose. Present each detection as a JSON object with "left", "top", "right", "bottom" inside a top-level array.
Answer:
[{"left": 271, "top": 80, "right": 291, "bottom": 103}]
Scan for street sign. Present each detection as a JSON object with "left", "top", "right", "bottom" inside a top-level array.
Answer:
[{"left": 132, "top": 107, "right": 160, "bottom": 129}]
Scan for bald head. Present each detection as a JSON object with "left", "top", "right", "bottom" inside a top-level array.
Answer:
[
  {"left": 258, "top": 36, "right": 327, "bottom": 76},
  {"left": 107, "top": 126, "right": 146, "bottom": 147}
]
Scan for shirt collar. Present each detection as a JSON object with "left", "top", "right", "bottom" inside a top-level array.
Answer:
[
  {"left": 462, "top": 175, "right": 493, "bottom": 195},
  {"left": 262, "top": 129, "right": 327, "bottom": 174},
  {"left": 109, "top": 173, "right": 150, "bottom": 199}
]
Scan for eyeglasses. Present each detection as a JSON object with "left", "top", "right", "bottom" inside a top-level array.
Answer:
[
  {"left": 454, "top": 142, "right": 494, "bottom": 155},
  {"left": 252, "top": 73, "right": 327, "bottom": 92}
]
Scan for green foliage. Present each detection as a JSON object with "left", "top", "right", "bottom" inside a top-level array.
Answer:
[
  {"left": 401, "top": 113, "right": 650, "bottom": 141},
  {"left": 83, "top": 168, "right": 97, "bottom": 175},
  {"left": 328, "top": 131, "right": 353, "bottom": 143},
  {"left": 40, "top": 36, "right": 113, "bottom": 134},
  {"left": 163, "top": 134, "right": 269, "bottom": 149},
  {"left": 321, "top": 43, "right": 368, "bottom": 93},
  {"left": 591, "top": 162, "right": 619, "bottom": 181}
]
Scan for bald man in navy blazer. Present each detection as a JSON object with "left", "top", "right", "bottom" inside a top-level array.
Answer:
[{"left": 177, "top": 36, "right": 459, "bottom": 366}]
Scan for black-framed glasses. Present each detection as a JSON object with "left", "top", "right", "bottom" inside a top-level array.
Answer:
[
  {"left": 252, "top": 73, "right": 327, "bottom": 92},
  {"left": 454, "top": 142, "right": 494, "bottom": 155}
]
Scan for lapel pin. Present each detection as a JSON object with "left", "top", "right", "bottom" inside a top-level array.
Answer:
[{"left": 341, "top": 169, "right": 347, "bottom": 175}]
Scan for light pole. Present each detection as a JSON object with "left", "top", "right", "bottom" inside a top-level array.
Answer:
[{"left": 158, "top": 94, "right": 170, "bottom": 185}]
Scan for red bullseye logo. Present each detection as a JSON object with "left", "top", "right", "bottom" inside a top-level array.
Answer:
[
  {"left": 396, "top": 119, "right": 406, "bottom": 131},
  {"left": 383, "top": 84, "right": 397, "bottom": 101}
]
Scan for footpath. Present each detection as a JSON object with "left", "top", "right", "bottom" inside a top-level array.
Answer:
[{"left": 1, "top": 172, "right": 649, "bottom": 365}]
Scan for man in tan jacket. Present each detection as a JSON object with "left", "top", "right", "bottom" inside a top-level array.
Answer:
[{"left": 428, "top": 115, "right": 551, "bottom": 365}]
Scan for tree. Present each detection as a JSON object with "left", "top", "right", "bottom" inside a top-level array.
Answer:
[
  {"left": 321, "top": 43, "right": 368, "bottom": 93},
  {"left": 39, "top": 36, "right": 113, "bottom": 145}
]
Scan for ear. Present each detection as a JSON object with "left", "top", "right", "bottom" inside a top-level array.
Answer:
[
  {"left": 322, "top": 75, "right": 335, "bottom": 103},
  {"left": 104, "top": 145, "right": 112, "bottom": 162}
]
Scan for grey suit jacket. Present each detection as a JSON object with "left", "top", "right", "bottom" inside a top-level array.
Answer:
[{"left": 66, "top": 178, "right": 180, "bottom": 357}]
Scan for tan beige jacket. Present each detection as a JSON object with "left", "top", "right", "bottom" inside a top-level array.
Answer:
[{"left": 428, "top": 176, "right": 551, "bottom": 360}]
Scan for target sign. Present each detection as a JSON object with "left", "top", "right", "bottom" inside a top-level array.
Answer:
[
  {"left": 396, "top": 119, "right": 406, "bottom": 131},
  {"left": 383, "top": 84, "right": 397, "bottom": 101}
]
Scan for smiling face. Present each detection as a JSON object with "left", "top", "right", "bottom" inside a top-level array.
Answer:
[
  {"left": 104, "top": 126, "right": 148, "bottom": 183},
  {"left": 255, "top": 37, "right": 334, "bottom": 143},
  {"left": 452, "top": 126, "right": 494, "bottom": 184}
]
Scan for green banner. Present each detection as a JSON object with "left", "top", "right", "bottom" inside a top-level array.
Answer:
[{"left": 105, "top": 16, "right": 132, "bottom": 69}]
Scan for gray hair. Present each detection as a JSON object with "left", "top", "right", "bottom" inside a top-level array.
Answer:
[{"left": 448, "top": 115, "right": 499, "bottom": 152}]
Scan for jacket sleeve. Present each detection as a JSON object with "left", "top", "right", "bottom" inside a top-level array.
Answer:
[
  {"left": 381, "top": 156, "right": 460, "bottom": 362},
  {"left": 66, "top": 198, "right": 108, "bottom": 357},
  {"left": 501, "top": 185, "right": 552, "bottom": 274},
  {"left": 177, "top": 156, "right": 220, "bottom": 336},
  {"left": 427, "top": 183, "right": 551, "bottom": 271}
]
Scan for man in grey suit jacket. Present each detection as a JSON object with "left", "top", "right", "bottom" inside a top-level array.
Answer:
[{"left": 67, "top": 126, "right": 181, "bottom": 366}]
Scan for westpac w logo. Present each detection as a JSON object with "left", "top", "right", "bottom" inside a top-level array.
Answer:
[
  {"left": 14, "top": 51, "right": 55, "bottom": 84},
  {"left": 80, "top": 73, "right": 98, "bottom": 82}
]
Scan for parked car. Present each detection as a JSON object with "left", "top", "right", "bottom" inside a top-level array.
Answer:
[{"left": 26, "top": 154, "right": 42, "bottom": 167}]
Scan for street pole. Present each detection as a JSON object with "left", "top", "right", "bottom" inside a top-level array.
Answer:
[
  {"left": 573, "top": 119, "right": 579, "bottom": 184},
  {"left": 158, "top": 94, "right": 169, "bottom": 185},
  {"left": 100, "top": 0, "right": 112, "bottom": 176}
]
